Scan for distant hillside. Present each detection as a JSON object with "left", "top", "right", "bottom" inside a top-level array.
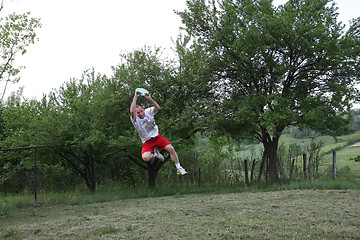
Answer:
[{"left": 236, "top": 131, "right": 360, "bottom": 177}]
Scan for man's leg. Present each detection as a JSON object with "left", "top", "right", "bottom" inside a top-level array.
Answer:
[
  {"left": 142, "top": 151, "right": 154, "bottom": 162},
  {"left": 163, "top": 144, "right": 179, "bottom": 164},
  {"left": 142, "top": 150, "right": 164, "bottom": 162},
  {"left": 163, "top": 144, "right": 187, "bottom": 175}
]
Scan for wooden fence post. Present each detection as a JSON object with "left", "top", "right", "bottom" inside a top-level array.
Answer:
[
  {"left": 303, "top": 153, "right": 307, "bottom": 179},
  {"left": 34, "top": 148, "right": 37, "bottom": 201},
  {"left": 244, "top": 160, "right": 249, "bottom": 186},
  {"left": 250, "top": 159, "right": 256, "bottom": 183},
  {"left": 332, "top": 151, "right": 336, "bottom": 179},
  {"left": 198, "top": 168, "right": 201, "bottom": 186},
  {"left": 289, "top": 158, "right": 295, "bottom": 179},
  {"left": 0, "top": 145, "right": 46, "bottom": 201}
]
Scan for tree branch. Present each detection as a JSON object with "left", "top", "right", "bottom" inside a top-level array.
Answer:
[
  {"left": 59, "top": 152, "right": 87, "bottom": 180},
  {"left": 128, "top": 155, "right": 147, "bottom": 170}
]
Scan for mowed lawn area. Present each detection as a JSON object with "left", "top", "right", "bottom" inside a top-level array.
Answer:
[{"left": 1, "top": 190, "right": 359, "bottom": 239}]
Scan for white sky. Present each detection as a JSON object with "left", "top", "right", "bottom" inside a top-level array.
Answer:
[{"left": 1, "top": 0, "right": 360, "bottom": 103}]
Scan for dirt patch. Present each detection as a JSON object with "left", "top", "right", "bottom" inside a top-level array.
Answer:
[{"left": 349, "top": 142, "right": 360, "bottom": 147}]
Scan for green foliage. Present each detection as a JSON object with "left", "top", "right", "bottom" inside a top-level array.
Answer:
[
  {"left": 36, "top": 70, "right": 136, "bottom": 191},
  {"left": 0, "top": 12, "right": 41, "bottom": 100},
  {"left": 179, "top": 0, "right": 360, "bottom": 137},
  {"left": 0, "top": 90, "right": 45, "bottom": 193},
  {"left": 177, "top": 0, "right": 360, "bottom": 183},
  {"left": 0, "top": 70, "right": 139, "bottom": 192},
  {"left": 0, "top": 46, "right": 204, "bottom": 191},
  {"left": 112, "top": 46, "right": 202, "bottom": 186},
  {"left": 112, "top": 46, "right": 199, "bottom": 150},
  {"left": 305, "top": 139, "right": 324, "bottom": 178},
  {"left": 349, "top": 155, "right": 360, "bottom": 162},
  {"left": 1, "top": 1, "right": 360, "bottom": 192}
]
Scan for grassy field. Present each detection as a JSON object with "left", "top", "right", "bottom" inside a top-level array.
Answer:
[
  {"left": 1, "top": 189, "right": 359, "bottom": 239},
  {"left": 1, "top": 132, "right": 360, "bottom": 239},
  {"left": 322, "top": 146, "right": 360, "bottom": 176},
  {"left": 237, "top": 132, "right": 360, "bottom": 177}
]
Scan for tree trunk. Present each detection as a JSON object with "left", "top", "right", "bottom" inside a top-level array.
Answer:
[
  {"left": 85, "top": 149, "right": 96, "bottom": 192},
  {"left": 276, "top": 155, "right": 287, "bottom": 179},
  {"left": 148, "top": 168, "right": 158, "bottom": 187},
  {"left": 257, "top": 150, "right": 267, "bottom": 184},
  {"left": 255, "top": 135, "right": 283, "bottom": 185},
  {"left": 146, "top": 159, "right": 165, "bottom": 188},
  {"left": 60, "top": 152, "right": 96, "bottom": 192},
  {"left": 303, "top": 153, "right": 307, "bottom": 179},
  {"left": 263, "top": 139, "right": 280, "bottom": 184}
]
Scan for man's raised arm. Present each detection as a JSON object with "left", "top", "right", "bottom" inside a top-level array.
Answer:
[
  {"left": 130, "top": 93, "right": 139, "bottom": 121},
  {"left": 145, "top": 94, "right": 160, "bottom": 113}
]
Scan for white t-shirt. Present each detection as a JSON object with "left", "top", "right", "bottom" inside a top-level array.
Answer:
[{"left": 130, "top": 107, "right": 159, "bottom": 143}]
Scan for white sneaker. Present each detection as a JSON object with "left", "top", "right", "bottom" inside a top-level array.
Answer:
[
  {"left": 177, "top": 167, "right": 187, "bottom": 175},
  {"left": 154, "top": 149, "right": 164, "bottom": 161}
]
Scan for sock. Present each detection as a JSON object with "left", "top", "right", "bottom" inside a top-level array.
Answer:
[{"left": 175, "top": 163, "right": 181, "bottom": 169}]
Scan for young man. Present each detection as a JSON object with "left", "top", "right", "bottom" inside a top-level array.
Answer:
[{"left": 130, "top": 91, "right": 187, "bottom": 175}]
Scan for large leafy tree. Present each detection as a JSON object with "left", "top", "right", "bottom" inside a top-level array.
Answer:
[
  {"left": 178, "top": 0, "right": 360, "bottom": 183},
  {"left": 112, "top": 46, "right": 200, "bottom": 186},
  {"left": 0, "top": 90, "right": 45, "bottom": 192},
  {"left": 33, "top": 70, "right": 134, "bottom": 191},
  {"left": 0, "top": 10, "right": 41, "bottom": 102},
  {"left": 0, "top": 4, "right": 42, "bottom": 190},
  {"left": 0, "top": 71, "right": 143, "bottom": 192}
]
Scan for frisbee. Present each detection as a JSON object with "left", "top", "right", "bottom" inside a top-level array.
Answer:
[{"left": 135, "top": 88, "right": 149, "bottom": 96}]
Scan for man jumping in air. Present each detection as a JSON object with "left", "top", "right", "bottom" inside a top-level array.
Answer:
[{"left": 130, "top": 91, "right": 187, "bottom": 175}]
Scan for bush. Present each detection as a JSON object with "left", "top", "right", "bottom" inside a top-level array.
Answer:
[
  {"left": 349, "top": 155, "right": 360, "bottom": 162},
  {"left": 39, "top": 163, "right": 82, "bottom": 191}
]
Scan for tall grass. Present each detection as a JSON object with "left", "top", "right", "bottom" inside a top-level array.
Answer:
[
  {"left": 1, "top": 177, "right": 359, "bottom": 216},
  {"left": 268, "top": 177, "right": 360, "bottom": 191}
]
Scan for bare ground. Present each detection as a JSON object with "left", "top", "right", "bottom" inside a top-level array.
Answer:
[{"left": 348, "top": 142, "right": 360, "bottom": 147}]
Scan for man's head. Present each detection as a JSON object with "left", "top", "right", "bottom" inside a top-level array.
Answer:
[{"left": 135, "top": 105, "right": 145, "bottom": 119}]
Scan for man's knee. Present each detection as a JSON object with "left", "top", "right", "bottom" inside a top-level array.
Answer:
[
  {"left": 164, "top": 144, "right": 175, "bottom": 153},
  {"left": 142, "top": 152, "right": 152, "bottom": 162}
]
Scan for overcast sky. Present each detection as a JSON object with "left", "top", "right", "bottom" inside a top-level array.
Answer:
[{"left": 1, "top": 0, "right": 360, "bottom": 102}]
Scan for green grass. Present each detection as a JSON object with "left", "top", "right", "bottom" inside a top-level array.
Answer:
[
  {"left": 1, "top": 188, "right": 359, "bottom": 239},
  {"left": 1, "top": 132, "right": 360, "bottom": 239},
  {"left": 238, "top": 132, "right": 360, "bottom": 177},
  {"left": 1, "top": 177, "right": 360, "bottom": 214}
]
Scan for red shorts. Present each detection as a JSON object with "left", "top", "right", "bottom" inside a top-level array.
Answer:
[{"left": 142, "top": 134, "right": 171, "bottom": 155}]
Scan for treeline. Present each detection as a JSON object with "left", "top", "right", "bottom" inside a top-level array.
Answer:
[
  {"left": 0, "top": 48, "right": 331, "bottom": 194},
  {"left": 0, "top": 48, "right": 201, "bottom": 192},
  {"left": 1, "top": 0, "right": 360, "bottom": 192},
  {"left": 283, "top": 110, "right": 360, "bottom": 139}
]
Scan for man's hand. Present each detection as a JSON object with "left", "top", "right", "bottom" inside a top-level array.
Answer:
[
  {"left": 144, "top": 93, "right": 152, "bottom": 100},
  {"left": 145, "top": 93, "right": 160, "bottom": 112}
]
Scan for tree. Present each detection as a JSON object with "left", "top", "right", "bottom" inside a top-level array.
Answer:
[
  {"left": 178, "top": 0, "right": 360, "bottom": 183},
  {"left": 33, "top": 70, "right": 134, "bottom": 191},
  {"left": 0, "top": 11, "right": 41, "bottom": 102},
  {"left": 0, "top": 70, "right": 144, "bottom": 192},
  {"left": 0, "top": 90, "right": 43, "bottom": 193},
  {"left": 112, "top": 46, "right": 200, "bottom": 187}
]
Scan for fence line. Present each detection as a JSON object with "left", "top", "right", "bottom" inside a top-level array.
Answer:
[{"left": 0, "top": 145, "right": 47, "bottom": 201}]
